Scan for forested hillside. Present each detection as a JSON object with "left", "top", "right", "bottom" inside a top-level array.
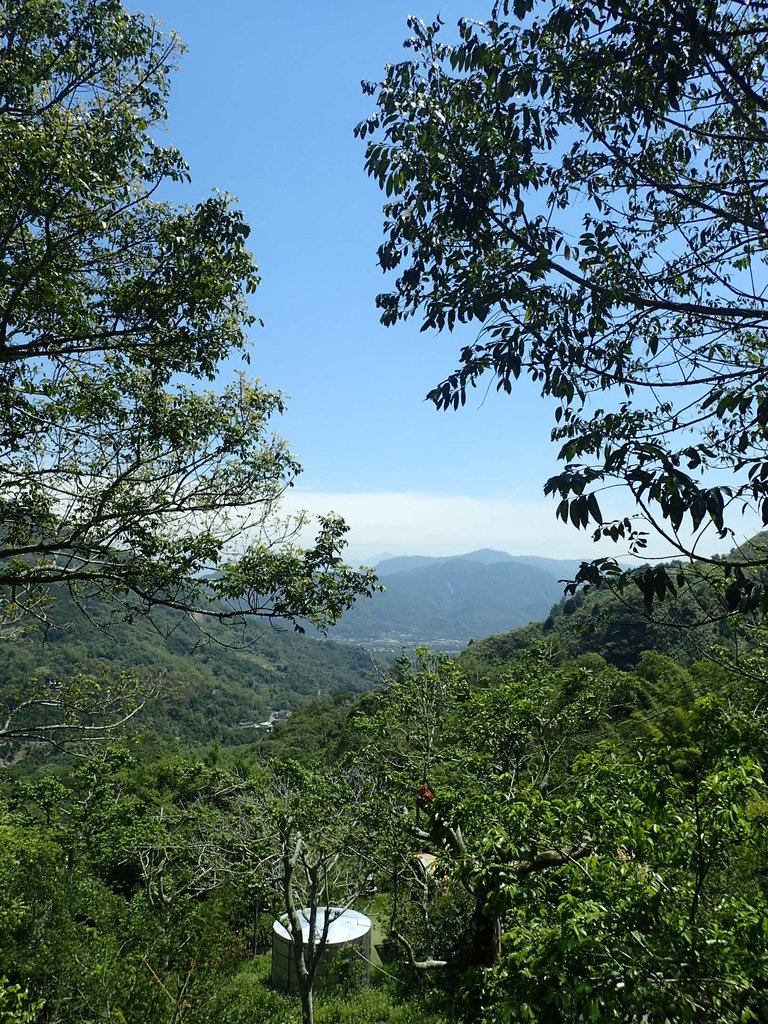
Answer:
[
  {"left": 4, "top": 542, "right": 766, "bottom": 1023},
  {"left": 0, "top": 594, "right": 380, "bottom": 753},
  {"left": 3, "top": 631, "right": 766, "bottom": 1024},
  {"left": 461, "top": 560, "right": 743, "bottom": 671}
]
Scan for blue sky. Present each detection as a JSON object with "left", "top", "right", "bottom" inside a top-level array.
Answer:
[{"left": 141, "top": 0, "right": 751, "bottom": 565}]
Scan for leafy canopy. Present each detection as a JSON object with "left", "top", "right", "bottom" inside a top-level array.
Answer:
[
  {"left": 359, "top": 0, "right": 768, "bottom": 610},
  {"left": 0, "top": 0, "right": 376, "bottom": 636}
]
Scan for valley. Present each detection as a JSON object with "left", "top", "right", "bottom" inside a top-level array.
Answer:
[{"left": 328, "top": 548, "right": 584, "bottom": 650}]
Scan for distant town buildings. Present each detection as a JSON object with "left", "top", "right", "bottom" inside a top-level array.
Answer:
[{"left": 237, "top": 708, "right": 291, "bottom": 731}]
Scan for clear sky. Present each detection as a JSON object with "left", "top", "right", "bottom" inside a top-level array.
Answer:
[{"left": 139, "top": 0, "right": 753, "bottom": 565}]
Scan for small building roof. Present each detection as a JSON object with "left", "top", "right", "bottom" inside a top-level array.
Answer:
[{"left": 273, "top": 907, "right": 370, "bottom": 945}]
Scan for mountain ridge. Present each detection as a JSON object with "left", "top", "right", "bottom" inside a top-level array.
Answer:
[
  {"left": 375, "top": 549, "right": 589, "bottom": 581},
  {"left": 330, "top": 549, "right": 579, "bottom": 649}
]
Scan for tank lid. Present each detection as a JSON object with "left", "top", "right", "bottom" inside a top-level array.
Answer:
[{"left": 273, "top": 907, "right": 370, "bottom": 944}]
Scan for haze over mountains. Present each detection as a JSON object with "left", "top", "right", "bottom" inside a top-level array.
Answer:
[{"left": 330, "top": 548, "right": 584, "bottom": 649}]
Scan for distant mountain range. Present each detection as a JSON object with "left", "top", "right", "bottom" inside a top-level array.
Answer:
[
  {"left": 374, "top": 549, "right": 586, "bottom": 579},
  {"left": 330, "top": 548, "right": 586, "bottom": 649}
]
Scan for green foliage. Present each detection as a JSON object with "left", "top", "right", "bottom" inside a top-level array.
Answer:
[
  {"left": 0, "top": 585, "right": 381, "bottom": 758},
  {"left": 2, "top": 632, "right": 767, "bottom": 1023},
  {"left": 353, "top": 642, "right": 768, "bottom": 1021},
  {"left": 200, "top": 959, "right": 298, "bottom": 1024},
  {"left": 460, "top": 558, "right": 744, "bottom": 675},
  {"left": 1, "top": 750, "right": 267, "bottom": 1023},
  {"left": 483, "top": 697, "right": 768, "bottom": 1022},
  {"left": 11, "top": 1, "right": 768, "bottom": 1021},
  {"left": 0, "top": 978, "right": 42, "bottom": 1024},
  {"left": 314, "top": 986, "right": 449, "bottom": 1024},
  {"left": 203, "top": 957, "right": 449, "bottom": 1024},
  {"left": 0, "top": 0, "right": 376, "bottom": 641},
  {"left": 360, "top": 1, "right": 768, "bottom": 613},
  {"left": 356, "top": 649, "right": 614, "bottom": 979},
  {"left": 257, "top": 698, "right": 364, "bottom": 766}
]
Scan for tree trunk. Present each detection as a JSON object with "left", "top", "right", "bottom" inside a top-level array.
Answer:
[
  {"left": 468, "top": 885, "right": 502, "bottom": 967},
  {"left": 298, "top": 982, "right": 314, "bottom": 1024}
]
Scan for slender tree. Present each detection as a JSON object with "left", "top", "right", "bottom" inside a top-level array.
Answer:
[
  {"left": 359, "top": 0, "right": 768, "bottom": 612},
  {"left": 0, "top": 0, "right": 376, "bottom": 641},
  {"left": 256, "top": 761, "right": 377, "bottom": 1024}
]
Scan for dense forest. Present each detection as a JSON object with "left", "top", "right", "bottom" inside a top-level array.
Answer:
[
  {"left": 0, "top": 592, "right": 381, "bottom": 756},
  {"left": 2, "top": 595, "right": 767, "bottom": 1023}
]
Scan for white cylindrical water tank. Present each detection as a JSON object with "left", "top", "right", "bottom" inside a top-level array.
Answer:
[{"left": 271, "top": 907, "right": 372, "bottom": 993}]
